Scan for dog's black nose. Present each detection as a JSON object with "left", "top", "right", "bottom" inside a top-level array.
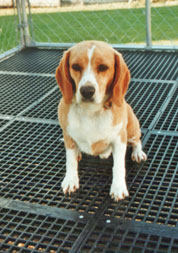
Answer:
[{"left": 80, "top": 86, "right": 95, "bottom": 99}]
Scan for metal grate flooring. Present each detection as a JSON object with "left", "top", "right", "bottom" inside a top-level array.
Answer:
[{"left": 0, "top": 47, "right": 177, "bottom": 252}]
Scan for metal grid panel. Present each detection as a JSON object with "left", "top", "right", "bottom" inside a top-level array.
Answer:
[
  {"left": 0, "top": 207, "right": 87, "bottom": 253},
  {"left": 0, "top": 74, "right": 56, "bottom": 115},
  {"left": 0, "top": 48, "right": 178, "bottom": 252},
  {"left": 20, "top": 81, "right": 174, "bottom": 128},
  {"left": 0, "top": 48, "right": 177, "bottom": 81},
  {"left": 21, "top": 80, "right": 175, "bottom": 130},
  {"left": 0, "top": 119, "right": 8, "bottom": 128},
  {"left": 0, "top": 48, "right": 62, "bottom": 74},
  {"left": 122, "top": 50, "right": 178, "bottom": 80},
  {"left": 101, "top": 133, "right": 178, "bottom": 227},
  {"left": 22, "top": 89, "right": 61, "bottom": 120},
  {"left": 1, "top": 206, "right": 178, "bottom": 253},
  {"left": 0, "top": 120, "right": 118, "bottom": 214},
  {"left": 78, "top": 218, "right": 178, "bottom": 253},
  {"left": 126, "top": 80, "right": 175, "bottom": 129},
  {"left": 0, "top": 121, "right": 65, "bottom": 205},
  {"left": 154, "top": 86, "right": 178, "bottom": 132}
]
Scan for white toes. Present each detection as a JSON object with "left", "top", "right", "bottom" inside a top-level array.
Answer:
[
  {"left": 61, "top": 174, "right": 79, "bottom": 194},
  {"left": 110, "top": 182, "right": 129, "bottom": 202},
  {"left": 132, "top": 150, "right": 147, "bottom": 163},
  {"left": 131, "top": 142, "right": 147, "bottom": 163}
]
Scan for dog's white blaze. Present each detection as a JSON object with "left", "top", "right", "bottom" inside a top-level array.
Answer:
[
  {"left": 67, "top": 104, "right": 122, "bottom": 155},
  {"left": 76, "top": 45, "right": 101, "bottom": 103},
  {"left": 80, "top": 46, "right": 96, "bottom": 86},
  {"left": 88, "top": 45, "right": 95, "bottom": 63}
]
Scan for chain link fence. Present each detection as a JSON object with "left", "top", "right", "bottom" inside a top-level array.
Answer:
[
  {"left": 30, "top": 3, "right": 146, "bottom": 45},
  {"left": 0, "top": 0, "right": 178, "bottom": 54},
  {"left": 151, "top": 4, "right": 178, "bottom": 46}
]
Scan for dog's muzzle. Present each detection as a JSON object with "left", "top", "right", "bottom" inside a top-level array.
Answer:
[{"left": 80, "top": 86, "right": 95, "bottom": 100}]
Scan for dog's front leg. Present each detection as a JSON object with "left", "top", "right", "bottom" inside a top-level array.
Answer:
[
  {"left": 62, "top": 148, "right": 80, "bottom": 194},
  {"left": 61, "top": 132, "right": 81, "bottom": 195},
  {"left": 110, "top": 136, "right": 129, "bottom": 201}
]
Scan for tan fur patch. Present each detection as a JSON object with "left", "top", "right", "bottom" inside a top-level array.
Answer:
[
  {"left": 91, "top": 140, "right": 108, "bottom": 156},
  {"left": 58, "top": 98, "right": 70, "bottom": 130},
  {"left": 58, "top": 98, "right": 76, "bottom": 149},
  {"left": 126, "top": 103, "right": 141, "bottom": 145}
]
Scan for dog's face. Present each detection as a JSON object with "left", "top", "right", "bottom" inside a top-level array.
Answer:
[
  {"left": 69, "top": 42, "right": 115, "bottom": 105},
  {"left": 56, "top": 41, "right": 130, "bottom": 107}
]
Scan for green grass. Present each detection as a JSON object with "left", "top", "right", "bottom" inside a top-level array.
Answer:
[
  {"left": 0, "top": 5, "right": 177, "bottom": 53},
  {"left": 0, "top": 14, "right": 18, "bottom": 53}
]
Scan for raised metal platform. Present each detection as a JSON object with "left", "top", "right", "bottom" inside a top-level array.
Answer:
[{"left": 0, "top": 48, "right": 177, "bottom": 252}]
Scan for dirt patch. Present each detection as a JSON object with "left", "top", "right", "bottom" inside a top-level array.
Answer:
[{"left": 0, "top": 1, "right": 178, "bottom": 15}]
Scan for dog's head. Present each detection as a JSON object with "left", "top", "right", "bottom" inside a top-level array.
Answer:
[{"left": 56, "top": 41, "right": 130, "bottom": 107}]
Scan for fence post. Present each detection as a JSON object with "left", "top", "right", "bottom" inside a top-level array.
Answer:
[
  {"left": 21, "top": 0, "right": 31, "bottom": 46},
  {"left": 145, "top": 0, "right": 152, "bottom": 48},
  {"left": 16, "top": 0, "right": 25, "bottom": 47},
  {"left": 16, "top": 0, "right": 31, "bottom": 47}
]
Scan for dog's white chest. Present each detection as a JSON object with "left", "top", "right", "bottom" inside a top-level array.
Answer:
[{"left": 67, "top": 104, "right": 122, "bottom": 155}]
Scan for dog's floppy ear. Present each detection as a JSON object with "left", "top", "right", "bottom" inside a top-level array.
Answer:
[
  {"left": 112, "top": 51, "right": 130, "bottom": 107},
  {"left": 56, "top": 50, "right": 75, "bottom": 104}
]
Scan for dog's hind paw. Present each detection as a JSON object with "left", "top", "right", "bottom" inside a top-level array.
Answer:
[{"left": 131, "top": 143, "right": 147, "bottom": 163}]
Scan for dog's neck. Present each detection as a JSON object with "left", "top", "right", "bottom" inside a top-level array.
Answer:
[{"left": 75, "top": 102, "right": 103, "bottom": 115}]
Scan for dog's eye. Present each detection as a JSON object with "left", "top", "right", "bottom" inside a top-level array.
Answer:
[
  {"left": 98, "top": 64, "right": 108, "bottom": 72},
  {"left": 72, "top": 64, "right": 81, "bottom": 72}
]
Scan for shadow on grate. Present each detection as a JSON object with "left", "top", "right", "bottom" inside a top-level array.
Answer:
[{"left": 0, "top": 48, "right": 178, "bottom": 252}]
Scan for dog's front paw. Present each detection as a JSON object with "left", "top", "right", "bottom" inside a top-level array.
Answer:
[
  {"left": 61, "top": 174, "right": 79, "bottom": 194},
  {"left": 110, "top": 182, "right": 129, "bottom": 202}
]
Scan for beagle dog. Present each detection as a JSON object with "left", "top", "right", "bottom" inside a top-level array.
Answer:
[{"left": 56, "top": 40, "right": 147, "bottom": 201}]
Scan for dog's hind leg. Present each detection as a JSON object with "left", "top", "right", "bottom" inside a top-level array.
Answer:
[{"left": 127, "top": 104, "right": 147, "bottom": 163}]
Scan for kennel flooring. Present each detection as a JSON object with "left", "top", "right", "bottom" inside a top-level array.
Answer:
[{"left": 0, "top": 47, "right": 177, "bottom": 253}]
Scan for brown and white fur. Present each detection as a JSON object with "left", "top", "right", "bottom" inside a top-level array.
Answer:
[{"left": 56, "top": 41, "right": 147, "bottom": 201}]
